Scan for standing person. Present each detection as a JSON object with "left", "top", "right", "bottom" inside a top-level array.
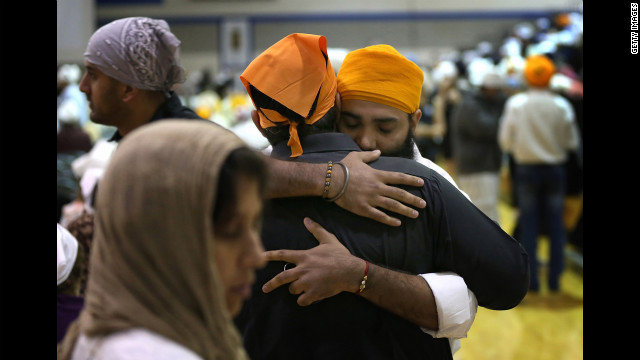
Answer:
[
  {"left": 335, "top": 43, "right": 474, "bottom": 353},
  {"left": 451, "top": 71, "right": 507, "bottom": 222},
  {"left": 78, "top": 16, "right": 427, "bottom": 229},
  {"left": 57, "top": 224, "right": 86, "bottom": 344},
  {"left": 498, "top": 54, "right": 580, "bottom": 293},
  {"left": 235, "top": 33, "right": 529, "bottom": 360},
  {"left": 57, "top": 99, "right": 93, "bottom": 155},
  {"left": 58, "top": 120, "right": 268, "bottom": 360},
  {"left": 57, "top": 64, "right": 90, "bottom": 131},
  {"left": 430, "top": 60, "right": 462, "bottom": 178}
]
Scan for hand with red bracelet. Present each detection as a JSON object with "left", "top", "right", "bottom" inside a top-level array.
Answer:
[
  {"left": 261, "top": 217, "right": 367, "bottom": 306},
  {"left": 261, "top": 217, "right": 439, "bottom": 329}
]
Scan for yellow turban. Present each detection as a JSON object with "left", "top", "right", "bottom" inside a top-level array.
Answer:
[
  {"left": 240, "top": 33, "right": 337, "bottom": 157},
  {"left": 337, "top": 44, "right": 423, "bottom": 114},
  {"left": 523, "top": 55, "right": 556, "bottom": 87}
]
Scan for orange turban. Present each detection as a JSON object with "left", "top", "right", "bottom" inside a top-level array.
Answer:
[
  {"left": 523, "top": 55, "right": 556, "bottom": 87},
  {"left": 240, "top": 33, "right": 337, "bottom": 157},
  {"left": 337, "top": 44, "right": 423, "bottom": 114}
]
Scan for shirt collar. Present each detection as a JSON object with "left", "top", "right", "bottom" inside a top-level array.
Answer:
[{"left": 271, "top": 133, "right": 361, "bottom": 159}]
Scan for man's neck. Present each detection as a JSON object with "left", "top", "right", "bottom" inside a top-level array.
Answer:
[{"left": 118, "top": 92, "right": 167, "bottom": 138}]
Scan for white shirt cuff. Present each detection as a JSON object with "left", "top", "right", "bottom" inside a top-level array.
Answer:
[{"left": 419, "top": 272, "right": 478, "bottom": 339}]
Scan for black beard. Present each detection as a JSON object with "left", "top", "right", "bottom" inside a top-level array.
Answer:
[{"left": 381, "top": 128, "right": 415, "bottom": 159}]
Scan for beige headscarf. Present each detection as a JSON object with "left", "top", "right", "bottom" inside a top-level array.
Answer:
[{"left": 59, "top": 120, "right": 249, "bottom": 360}]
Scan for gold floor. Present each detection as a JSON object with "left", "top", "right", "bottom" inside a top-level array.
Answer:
[
  {"left": 453, "top": 201, "right": 584, "bottom": 360},
  {"left": 454, "top": 200, "right": 583, "bottom": 360}
]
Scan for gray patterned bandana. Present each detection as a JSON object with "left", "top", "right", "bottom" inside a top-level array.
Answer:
[{"left": 84, "top": 17, "right": 186, "bottom": 93}]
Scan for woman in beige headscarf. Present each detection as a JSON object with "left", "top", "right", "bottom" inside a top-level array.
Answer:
[{"left": 59, "top": 120, "right": 268, "bottom": 360}]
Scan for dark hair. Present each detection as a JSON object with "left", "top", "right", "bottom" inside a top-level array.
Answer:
[
  {"left": 212, "top": 147, "right": 269, "bottom": 225},
  {"left": 248, "top": 84, "right": 338, "bottom": 146}
]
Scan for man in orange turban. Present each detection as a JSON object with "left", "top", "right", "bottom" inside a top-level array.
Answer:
[
  {"left": 523, "top": 54, "right": 556, "bottom": 87},
  {"left": 240, "top": 33, "right": 338, "bottom": 158}
]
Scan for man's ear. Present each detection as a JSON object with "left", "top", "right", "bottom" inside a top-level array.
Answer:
[
  {"left": 333, "top": 92, "right": 342, "bottom": 130},
  {"left": 121, "top": 84, "right": 138, "bottom": 103},
  {"left": 410, "top": 108, "right": 422, "bottom": 132},
  {"left": 251, "top": 110, "right": 267, "bottom": 138}
]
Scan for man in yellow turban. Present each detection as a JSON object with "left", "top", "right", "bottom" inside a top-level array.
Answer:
[
  {"left": 337, "top": 45, "right": 461, "bottom": 187},
  {"left": 337, "top": 45, "right": 423, "bottom": 158},
  {"left": 336, "top": 44, "right": 476, "bottom": 354}
]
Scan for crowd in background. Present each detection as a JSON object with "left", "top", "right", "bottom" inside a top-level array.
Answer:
[
  {"left": 57, "top": 9, "right": 582, "bottom": 359},
  {"left": 58, "top": 10, "right": 582, "bottom": 247}
]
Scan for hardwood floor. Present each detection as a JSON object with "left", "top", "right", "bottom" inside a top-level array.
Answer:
[{"left": 453, "top": 201, "right": 584, "bottom": 360}]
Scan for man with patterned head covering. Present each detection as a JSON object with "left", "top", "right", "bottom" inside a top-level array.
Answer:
[
  {"left": 235, "top": 33, "right": 529, "bottom": 360},
  {"left": 79, "top": 17, "right": 203, "bottom": 142}
]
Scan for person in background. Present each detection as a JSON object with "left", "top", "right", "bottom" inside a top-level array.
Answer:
[
  {"left": 57, "top": 224, "right": 86, "bottom": 344},
  {"left": 427, "top": 60, "right": 462, "bottom": 178},
  {"left": 235, "top": 33, "right": 529, "bottom": 360},
  {"left": 450, "top": 70, "right": 507, "bottom": 222},
  {"left": 57, "top": 99, "right": 93, "bottom": 155},
  {"left": 58, "top": 64, "right": 90, "bottom": 131},
  {"left": 58, "top": 120, "right": 268, "bottom": 360},
  {"left": 498, "top": 54, "right": 580, "bottom": 293}
]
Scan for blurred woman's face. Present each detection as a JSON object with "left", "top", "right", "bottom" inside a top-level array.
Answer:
[{"left": 213, "top": 176, "right": 266, "bottom": 316}]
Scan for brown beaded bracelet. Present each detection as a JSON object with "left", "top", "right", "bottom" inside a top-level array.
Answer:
[{"left": 322, "top": 161, "right": 333, "bottom": 199}]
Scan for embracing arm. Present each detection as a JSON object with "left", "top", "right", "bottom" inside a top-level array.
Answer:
[
  {"left": 265, "top": 151, "right": 426, "bottom": 227},
  {"left": 431, "top": 175, "right": 530, "bottom": 309},
  {"left": 262, "top": 218, "right": 440, "bottom": 330}
]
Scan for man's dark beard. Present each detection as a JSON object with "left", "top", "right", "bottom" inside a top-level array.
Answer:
[{"left": 381, "top": 128, "right": 415, "bottom": 159}]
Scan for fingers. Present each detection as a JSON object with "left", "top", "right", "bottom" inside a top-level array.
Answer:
[
  {"left": 350, "top": 149, "right": 381, "bottom": 164},
  {"left": 303, "top": 217, "right": 339, "bottom": 245},
  {"left": 378, "top": 169, "right": 425, "bottom": 188},
  {"left": 263, "top": 249, "right": 302, "bottom": 263},
  {"left": 261, "top": 267, "right": 319, "bottom": 306},
  {"left": 374, "top": 196, "right": 420, "bottom": 220},
  {"left": 262, "top": 266, "right": 299, "bottom": 293},
  {"left": 379, "top": 185, "right": 427, "bottom": 211}
]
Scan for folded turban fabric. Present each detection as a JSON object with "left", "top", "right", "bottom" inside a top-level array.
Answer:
[
  {"left": 523, "top": 55, "right": 556, "bottom": 87},
  {"left": 337, "top": 44, "right": 423, "bottom": 114},
  {"left": 240, "top": 33, "right": 337, "bottom": 157},
  {"left": 84, "top": 17, "right": 186, "bottom": 93}
]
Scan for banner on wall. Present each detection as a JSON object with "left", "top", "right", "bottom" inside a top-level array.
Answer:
[{"left": 220, "top": 18, "right": 251, "bottom": 69}]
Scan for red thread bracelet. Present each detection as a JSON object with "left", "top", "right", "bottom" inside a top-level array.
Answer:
[{"left": 355, "top": 260, "right": 369, "bottom": 294}]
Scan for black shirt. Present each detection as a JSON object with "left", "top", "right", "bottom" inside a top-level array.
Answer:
[{"left": 235, "top": 133, "right": 529, "bottom": 360}]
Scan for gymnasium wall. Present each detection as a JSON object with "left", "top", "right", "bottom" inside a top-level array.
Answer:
[{"left": 57, "top": 0, "right": 581, "bottom": 77}]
